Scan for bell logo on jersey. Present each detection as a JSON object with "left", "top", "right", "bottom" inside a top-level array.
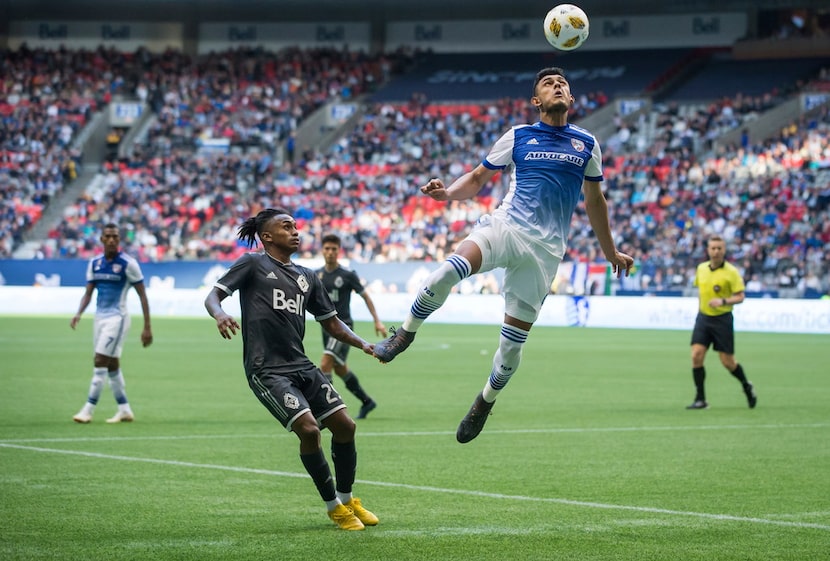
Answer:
[{"left": 273, "top": 289, "right": 305, "bottom": 315}]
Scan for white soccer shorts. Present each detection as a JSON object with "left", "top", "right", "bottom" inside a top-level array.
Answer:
[
  {"left": 93, "top": 314, "right": 131, "bottom": 358},
  {"left": 466, "top": 214, "right": 563, "bottom": 324}
]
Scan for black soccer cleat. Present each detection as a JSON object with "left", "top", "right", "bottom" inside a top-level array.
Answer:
[
  {"left": 373, "top": 327, "right": 415, "bottom": 363},
  {"left": 685, "top": 400, "right": 709, "bottom": 410},
  {"left": 456, "top": 392, "right": 496, "bottom": 443},
  {"left": 743, "top": 382, "right": 757, "bottom": 409},
  {"left": 356, "top": 399, "right": 377, "bottom": 419}
]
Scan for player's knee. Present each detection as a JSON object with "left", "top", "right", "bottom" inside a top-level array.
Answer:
[
  {"left": 427, "top": 259, "right": 468, "bottom": 293},
  {"left": 293, "top": 417, "right": 322, "bottom": 442},
  {"left": 325, "top": 411, "right": 356, "bottom": 440},
  {"left": 320, "top": 355, "right": 334, "bottom": 371}
]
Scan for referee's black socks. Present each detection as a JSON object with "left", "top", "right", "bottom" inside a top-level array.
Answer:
[
  {"left": 729, "top": 363, "right": 749, "bottom": 385},
  {"left": 692, "top": 367, "right": 706, "bottom": 401}
]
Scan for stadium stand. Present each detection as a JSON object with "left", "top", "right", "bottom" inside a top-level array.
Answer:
[{"left": 2, "top": 3, "right": 829, "bottom": 298}]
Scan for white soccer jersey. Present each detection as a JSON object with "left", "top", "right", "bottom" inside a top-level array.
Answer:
[
  {"left": 85, "top": 251, "right": 144, "bottom": 317},
  {"left": 483, "top": 121, "right": 603, "bottom": 257}
]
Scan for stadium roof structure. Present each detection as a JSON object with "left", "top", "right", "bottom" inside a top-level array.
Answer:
[{"left": 2, "top": 0, "right": 828, "bottom": 23}]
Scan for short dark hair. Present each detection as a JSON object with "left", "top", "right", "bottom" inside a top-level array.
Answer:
[
  {"left": 103, "top": 222, "right": 118, "bottom": 231},
  {"left": 532, "top": 67, "right": 566, "bottom": 97},
  {"left": 322, "top": 233, "right": 341, "bottom": 247}
]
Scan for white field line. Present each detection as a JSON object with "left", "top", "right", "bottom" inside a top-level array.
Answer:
[
  {"left": 0, "top": 422, "right": 828, "bottom": 444},
  {"left": 1, "top": 442, "right": 828, "bottom": 532}
]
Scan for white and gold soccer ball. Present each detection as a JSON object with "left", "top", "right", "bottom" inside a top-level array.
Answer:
[{"left": 543, "top": 4, "right": 590, "bottom": 51}]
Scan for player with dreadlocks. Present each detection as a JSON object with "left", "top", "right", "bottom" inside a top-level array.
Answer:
[{"left": 204, "top": 208, "right": 379, "bottom": 530}]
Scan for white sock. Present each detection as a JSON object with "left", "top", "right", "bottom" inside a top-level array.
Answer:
[
  {"left": 336, "top": 491, "right": 353, "bottom": 505},
  {"left": 325, "top": 498, "right": 342, "bottom": 511}
]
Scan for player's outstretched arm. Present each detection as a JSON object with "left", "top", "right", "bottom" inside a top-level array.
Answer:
[
  {"left": 421, "top": 164, "right": 498, "bottom": 202},
  {"left": 321, "top": 316, "right": 374, "bottom": 356},
  {"left": 360, "top": 292, "right": 387, "bottom": 337}
]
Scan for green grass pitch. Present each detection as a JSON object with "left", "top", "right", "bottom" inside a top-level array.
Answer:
[{"left": 1, "top": 316, "right": 828, "bottom": 560}]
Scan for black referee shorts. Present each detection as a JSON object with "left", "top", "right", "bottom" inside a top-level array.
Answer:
[{"left": 691, "top": 312, "right": 735, "bottom": 354}]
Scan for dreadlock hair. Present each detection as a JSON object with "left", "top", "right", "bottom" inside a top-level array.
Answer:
[{"left": 237, "top": 208, "right": 291, "bottom": 248}]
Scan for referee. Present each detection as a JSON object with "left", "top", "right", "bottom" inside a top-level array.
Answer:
[{"left": 687, "top": 235, "right": 757, "bottom": 410}]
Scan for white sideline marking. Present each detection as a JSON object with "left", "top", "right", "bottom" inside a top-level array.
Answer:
[
  {"left": 1, "top": 442, "right": 828, "bottom": 532},
  {"left": 1, "top": 422, "right": 827, "bottom": 444}
]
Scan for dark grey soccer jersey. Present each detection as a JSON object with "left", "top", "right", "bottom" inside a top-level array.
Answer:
[
  {"left": 214, "top": 252, "right": 336, "bottom": 375},
  {"left": 316, "top": 265, "right": 364, "bottom": 326}
]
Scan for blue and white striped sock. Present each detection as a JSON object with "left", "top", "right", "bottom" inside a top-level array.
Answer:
[
  {"left": 483, "top": 324, "right": 529, "bottom": 401},
  {"left": 403, "top": 255, "right": 472, "bottom": 332},
  {"left": 108, "top": 369, "right": 129, "bottom": 407},
  {"left": 85, "top": 367, "right": 108, "bottom": 407}
]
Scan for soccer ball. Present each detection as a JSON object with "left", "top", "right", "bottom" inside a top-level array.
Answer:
[{"left": 543, "top": 4, "right": 590, "bottom": 51}]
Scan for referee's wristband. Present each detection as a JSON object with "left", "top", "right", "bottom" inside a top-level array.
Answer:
[{"left": 721, "top": 298, "right": 727, "bottom": 306}]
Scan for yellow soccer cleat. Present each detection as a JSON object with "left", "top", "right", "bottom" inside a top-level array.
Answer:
[
  {"left": 344, "top": 497, "right": 378, "bottom": 526},
  {"left": 328, "top": 503, "right": 365, "bottom": 531}
]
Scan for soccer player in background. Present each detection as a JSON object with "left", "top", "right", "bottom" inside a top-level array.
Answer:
[
  {"left": 70, "top": 223, "right": 153, "bottom": 424},
  {"left": 373, "top": 67, "right": 634, "bottom": 443},
  {"left": 686, "top": 235, "right": 757, "bottom": 410},
  {"left": 317, "top": 233, "right": 387, "bottom": 419},
  {"left": 204, "top": 208, "right": 379, "bottom": 531}
]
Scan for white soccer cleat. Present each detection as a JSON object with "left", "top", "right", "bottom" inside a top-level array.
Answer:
[
  {"left": 106, "top": 411, "right": 134, "bottom": 423},
  {"left": 73, "top": 411, "right": 93, "bottom": 424}
]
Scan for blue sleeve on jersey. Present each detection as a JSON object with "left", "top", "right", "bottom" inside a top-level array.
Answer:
[{"left": 482, "top": 159, "right": 506, "bottom": 170}]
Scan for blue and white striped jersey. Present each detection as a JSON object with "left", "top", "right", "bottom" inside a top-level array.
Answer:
[
  {"left": 85, "top": 252, "right": 144, "bottom": 317},
  {"left": 483, "top": 121, "right": 603, "bottom": 257}
]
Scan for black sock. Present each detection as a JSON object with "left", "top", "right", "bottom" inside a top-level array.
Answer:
[
  {"left": 692, "top": 367, "right": 706, "bottom": 401},
  {"left": 300, "top": 449, "right": 335, "bottom": 501},
  {"left": 343, "top": 372, "right": 371, "bottom": 404},
  {"left": 331, "top": 441, "right": 357, "bottom": 494},
  {"left": 730, "top": 363, "right": 749, "bottom": 385}
]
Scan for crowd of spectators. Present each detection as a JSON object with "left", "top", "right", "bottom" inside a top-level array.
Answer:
[
  {"left": 6, "top": 45, "right": 829, "bottom": 298},
  {"left": 0, "top": 45, "right": 99, "bottom": 256},
  {"left": 594, "top": 103, "right": 830, "bottom": 298},
  {"left": 5, "top": 44, "right": 420, "bottom": 258}
]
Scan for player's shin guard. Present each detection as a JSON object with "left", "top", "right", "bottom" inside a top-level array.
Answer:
[
  {"left": 86, "top": 367, "right": 108, "bottom": 405},
  {"left": 403, "top": 255, "right": 471, "bottom": 331},
  {"left": 108, "top": 369, "right": 129, "bottom": 405},
  {"left": 300, "top": 449, "right": 337, "bottom": 501},
  {"left": 484, "top": 324, "right": 529, "bottom": 401},
  {"left": 331, "top": 441, "right": 357, "bottom": 494}
]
